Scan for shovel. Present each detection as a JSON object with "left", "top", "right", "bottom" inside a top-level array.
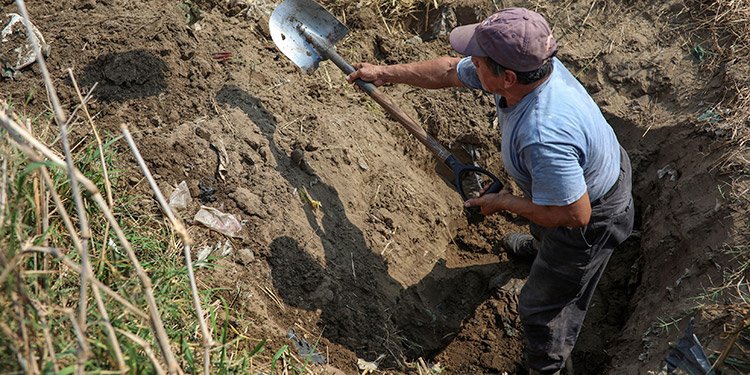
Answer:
[{"left": 269, "top": 0, "right": 502, "bottom": 213}]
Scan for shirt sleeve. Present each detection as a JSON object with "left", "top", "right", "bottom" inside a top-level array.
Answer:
[
  {"left": 522, "top": 143, "right": 587, "bottom": 206},
  {"left": 456, "top": 57, "right": 483, "bottom": 90}
]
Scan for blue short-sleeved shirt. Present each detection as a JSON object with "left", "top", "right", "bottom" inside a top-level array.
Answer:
[{"left": 456, "top": 57, "right": 620, "bottom": 206}]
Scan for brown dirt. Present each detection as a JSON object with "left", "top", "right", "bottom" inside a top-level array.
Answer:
[{"left": 2, "top": 0, "right": 748, "bottom": 373}]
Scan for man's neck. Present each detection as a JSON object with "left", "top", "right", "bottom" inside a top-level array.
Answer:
[{"left": 504, "top": 74, "right": 551, "bottom": 107}]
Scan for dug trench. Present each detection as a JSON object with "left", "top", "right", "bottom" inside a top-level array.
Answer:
[{"left": 2, "top": 0, "right": 744, "bottom": 373}]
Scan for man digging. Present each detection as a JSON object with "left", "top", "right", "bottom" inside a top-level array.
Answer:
[{"left": 348, "top": 8, "right": 635, "bottom": 374}]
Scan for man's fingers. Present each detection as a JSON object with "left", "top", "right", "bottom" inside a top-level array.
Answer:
[
  {"left": 479, "top": 182, "right": 494, "bottom": 195},
  {"left": 347, "top": 70, "right": 360, "bottom": 83},
  {"left": 464, "top": 197, "right": 480, "bottom": 208},
  {"left": 347, "top": 63, "right": 367, "bottom": 82}
]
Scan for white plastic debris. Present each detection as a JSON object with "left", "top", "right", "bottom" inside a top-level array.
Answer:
[
  {"left": 657, "top": 164, "right": 678, "bottom": 181},
  {"left": 1, "top": 13, "right": 50, "bottom": 78},
  {"left": 168, "top": 180, "right": 192, "bottom": 211},
  {"left": 196, "top": 240, "right": 234, "bottom": 263},
  {"left": 211, "top": 139, "right": 229, "bottom": 182},
  {"left": 196, "top": 245, "right": 212, "bottom": 263},
  {"left": 194, "top": 206, "right": 243, "bottom": 237},
  {"left": 219, "top": 240, "right": 234, "bottom": 256},
  {"left": 357, "top": 358, "right": 378, "bottom": 374},
  {"left": 357, "top": 354, "right": 385, "bottom": 374}
]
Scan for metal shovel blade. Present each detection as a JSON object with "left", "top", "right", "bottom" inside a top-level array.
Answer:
[{"left": 269, "top": 0, "right": 348, "bottom": 74}]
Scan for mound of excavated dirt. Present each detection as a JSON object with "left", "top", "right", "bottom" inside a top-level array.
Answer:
[{"left": 3, "top": 0, "right": 747, "bottom": 373}]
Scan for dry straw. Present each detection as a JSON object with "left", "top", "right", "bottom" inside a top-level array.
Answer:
[{"left": 0, "top": 1, "right": 217, "bottom": 373}]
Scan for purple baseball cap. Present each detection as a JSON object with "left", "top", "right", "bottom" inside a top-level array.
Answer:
[{"left": 450, "top": 8, "right": 557, "bottom": 72}]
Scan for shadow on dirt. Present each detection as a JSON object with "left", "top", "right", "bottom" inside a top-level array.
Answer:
[
  {"left": 215, "top": 84, "right": 524, "bottom": 365},
  {"left": 78, "top": 50, "right": 167, "bottom": 101}
]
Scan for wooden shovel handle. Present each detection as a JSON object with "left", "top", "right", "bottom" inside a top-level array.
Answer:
[{"left": 299, "top": 25, "right": 452, "bottom": 162}]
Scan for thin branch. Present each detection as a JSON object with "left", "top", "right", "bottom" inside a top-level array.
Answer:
[
  {"left": 67, "top": 71, "right": 114, "bottom": 279},
  {"left": 0, "top": 322, "right": 28, "bottom": 373},
  {"left": 14, "top": 0, "right": 67, "bottom": 125},
  {"left": 11, "top": 290, "right": 40, "bottom": 375},
  {"left": 64, "top": 308, "right": 90, "bottom": 375},
  {"left": 117, "top": 328, "right": 168, "bottom": 375},
  {"left": 122, "top": 125, "right": 214, "bottom": 375},
  {"left": 91, "top": 283, "right": 128, "bottom": 372},
  {"left": 15, "top": 0, "right": 91, "bottom": 348},
  {"left": 38, "top": 168, "right": 127, "bottom": 371},
  {"left": 710, "top": 309, "right": 750, "bottom": 372},
  {"left": 28, "top": 300, "right": 60, "bottom": 374},
  {"left": 0, "top": 157, "right": 7, "bottom": 233},
  {"left": 0, "top": 252, "right": 23, "bottom": 286},
  {"left": 2, "top": 136, "right": 148, "bottom": 322},
  {"left": 22, "top": 246, "right": 149, "bottom": 321}
]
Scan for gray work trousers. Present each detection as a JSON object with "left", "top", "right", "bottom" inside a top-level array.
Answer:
[{"left": 519, "top": 147, "right": 635, "bottom": 373}]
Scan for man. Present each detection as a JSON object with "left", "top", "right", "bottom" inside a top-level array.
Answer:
[{"left": 347, "top": 7, "right": 634, "bottom": 374}]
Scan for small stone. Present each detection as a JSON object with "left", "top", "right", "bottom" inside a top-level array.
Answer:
[
  {"left": 257, "top": 14, "right": 271, "bottom": 39},
  {"left": 291, "top": 148, "right": 304, "bottom": 164},
  {"left": 195, "top": 126, "right": 212, "bottom": 141},
  {"left": 167, "top": 110, "right": 180, "bottom": 124},
  {"left": 305, "top": 142, "right": 319, "bottom": 151},
  {"left": 245, "top": 139, "right": 260, "bottom": 150},
  {"left": 258, "top": 147, "right": 268, "bottom": 161},
  {"left": 74, "top": 0, "right": 96, "bottom": 10},
  {"left": 240, "top": 152, "right": 255, "bottom": 166},
  {"left": 237, "top": 248, "right": 255, "bottom": 265},
  {"left": 358, "top": 158, "right": 369, "bottom": 171},
  {"left": 230, "top": 187, "right": 266, "bottom": 218}
]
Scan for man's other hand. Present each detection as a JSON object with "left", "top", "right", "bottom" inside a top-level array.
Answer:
[{"left": 464, "top": 188, "right": 512, "bottom": 216}]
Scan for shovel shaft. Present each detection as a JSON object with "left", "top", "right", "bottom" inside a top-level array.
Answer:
[{"left": 299, "top": 26, "right": 452, "bottom": 162}]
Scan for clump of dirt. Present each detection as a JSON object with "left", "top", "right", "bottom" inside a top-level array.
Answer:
[
  {"left": 79, "top": 50, "right": 168, "bottom": 101},
  {"left": 2, "top": 0, "right": 748, "bottom": 373}
]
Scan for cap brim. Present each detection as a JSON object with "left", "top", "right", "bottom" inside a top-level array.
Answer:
[{"left": 449, "top": 23, "right": 486, "bottom": 57}]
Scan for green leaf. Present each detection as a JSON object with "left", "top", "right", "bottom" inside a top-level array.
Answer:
[
  {"left": 270, "top": 345, "right": 288, "bottom": 374},
  {"left": 249, "top": 338, "right": 267, "bottom": 357},
  {"left": 182, "top": 335, "right": 196, "bottom": 374}
]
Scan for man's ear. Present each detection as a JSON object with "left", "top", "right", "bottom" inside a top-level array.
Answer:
[{"left": 503, "top": 70, "right": 518, "bottom": 88}]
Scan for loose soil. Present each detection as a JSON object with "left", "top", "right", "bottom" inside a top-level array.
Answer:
[{"left": 2, "top": 0, "right": 747, "bottom": 373}]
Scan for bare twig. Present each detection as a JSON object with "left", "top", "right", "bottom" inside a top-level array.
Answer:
[
  {"left": 38, "top": 165, "right": 127, "bottom": 370},
  {"left": 117, "top": 328, "right": 168, "bottom": 375},
  {"left": 0, "top": 252, "right": 23, "bottom": 286},
  {"left": 22, "top": 246, "right": 149, "bottom": 321},
  {"left": 0, "top": 157, "right": 7, "bottom": 236},
  {"left": 65, "top": 308, "right": 91, "bottom": 374},
  {"left": 28, "top": 300, "right": 60, "bottom": 374},
  {"left": 122, "top": 125, "right": 214, "bottom": 375},
  {"left": 710, "top": 309, "right": 750, "bottom": 372},
  {"left": 61, "top": 81, "right": 98, "bottom": 130},
  {"left": 1, "top": 135, "right": 150, "bottom": 322},
  {"left": 15, "top": 3, "right": 92, "bottom": 358},
  {"left": 90, "top": 285, "right": 128, "bottom": 372},
  {"left": 67, "top": 71, "right": 115, "bottom": 279},
  {"left": 0, "top": 322, "right": 28, "bottom": 373},
  {"left": 11, "top": 290, "right": 40, "bottom": 374}
]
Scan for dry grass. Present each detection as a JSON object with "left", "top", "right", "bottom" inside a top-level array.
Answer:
[
  {"left": 683, "top": 1, "right": 750, "bottom": 371},
  {"left": 324, "top": 0, "right": 438, "bottom": 34},
  {"left": 686, "top": 0, "right": 750, "bottom": 140}
]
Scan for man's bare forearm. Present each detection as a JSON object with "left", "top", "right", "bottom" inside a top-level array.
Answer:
[
  {"left": 499, "top": 193, "right": 591, "bottom": 228},
  {"left": 381, "top": 56, "right": 464, "bottom": 89}
]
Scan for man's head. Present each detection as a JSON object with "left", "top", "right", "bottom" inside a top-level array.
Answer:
[
  {"left": 450, "top": 8, "right": 557, "bottom": 75},
  {"left": 451, "top": 8, "right": 556, "bottom": 99}
]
